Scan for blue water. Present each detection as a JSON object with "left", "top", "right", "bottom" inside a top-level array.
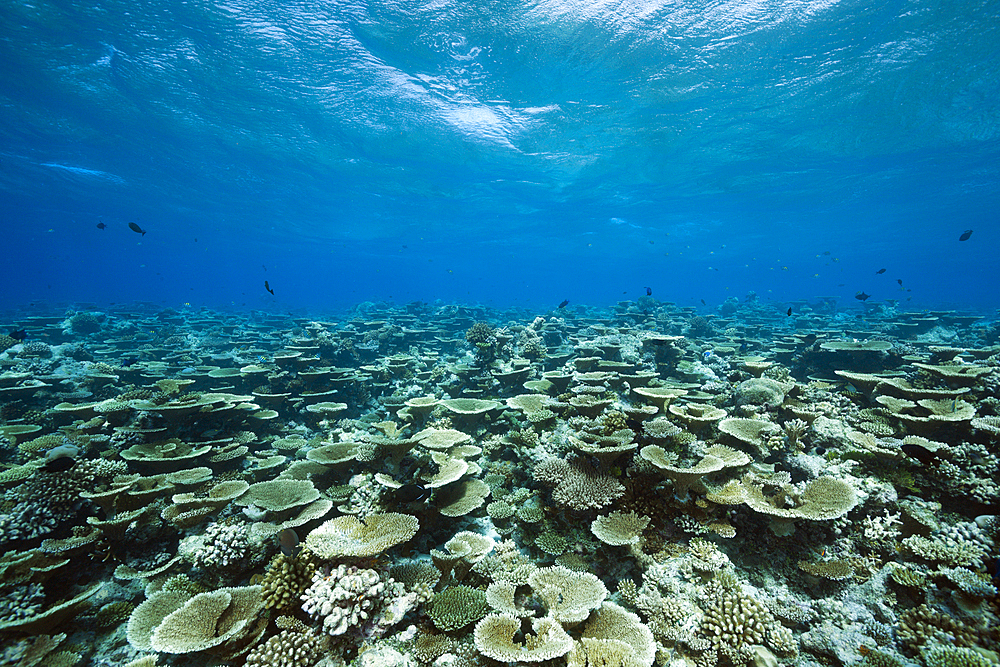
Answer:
[{"left": 1, "top": 0, "right": 997, "bottom": 313}]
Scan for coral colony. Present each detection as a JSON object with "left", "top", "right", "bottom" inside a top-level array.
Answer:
[{"left": 0, "top": 297, "right": 999, "bottom": 667}]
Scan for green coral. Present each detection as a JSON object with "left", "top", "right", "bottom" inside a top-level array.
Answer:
[
  {"left": 858, "top": 648, "right": 904, "bottom": 667},
  {"left": 535, "top": 531, "right": 568, "bottom": 555},
  {"left": 96, "top": 600, "right": 135, "bottom": 629},
  {"left": 923, "top": 646, "right": 995, "bottom": 667},
  {"left": 487, "top": 500, "right": 515, "bottom": 520},
  {"left": 261, "top": 550, "right": 318, "bottom": 612},
  {"left": 427, "top": 585, "right": 489, "bottom": 631}
]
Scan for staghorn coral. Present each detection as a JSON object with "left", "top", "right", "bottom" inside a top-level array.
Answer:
[
  {"left": 427, "top": 585, "right": 490, "bottom": 631},
  {"left": 897, "top": 604, "right": 994, "bottom": 654},
  {"left": 533, "top": 456, "right": 624, "bottom": 510},
  {"left": 922, "top": 646, "right": 996, "bottom": 667}
]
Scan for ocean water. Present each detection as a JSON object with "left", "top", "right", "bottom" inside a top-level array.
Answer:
[
  {"left": 1, "top": 0, "right": 997, "bottom": 313},
  {"left": 3, "top": 4, "right": 1000, "bottom": 667}
]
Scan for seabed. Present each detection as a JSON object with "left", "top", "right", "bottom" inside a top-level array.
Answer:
[{"left": 0, "top": 296, "right": 998, "bottom": 667}]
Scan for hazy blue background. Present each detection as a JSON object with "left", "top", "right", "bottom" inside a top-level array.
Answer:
[{"left": 1, "top": 0, "right": 997, "bottom": 314}]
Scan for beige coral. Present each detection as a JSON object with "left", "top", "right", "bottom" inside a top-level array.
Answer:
[
  {"left": 305, "top": 513, "right": 419, "bottom": 559},
  {"left": 527, "top": 565, "right": 608, "bottom": 624},
  {"left": 473, "top": 614, "right": 574, "bottom": 662},
  {"left": 147, "top": 585, "right": 264, "bottom": 654},
  {"left": 591, "top": 511, "right": 650, "bottom": 546}
]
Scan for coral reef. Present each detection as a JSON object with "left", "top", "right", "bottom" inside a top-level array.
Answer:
[{"left": 0, "top": 299, "right": 998, "bottom": 667}]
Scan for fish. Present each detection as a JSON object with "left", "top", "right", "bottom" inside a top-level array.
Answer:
[
  {"left": 644, "top": 287, "right": 652, "bottom": 296},
  {"left": 8, "top": 329, "right": 27, "bottom": 341},
  {"left": 96, "top": 222, "right": 106, "bottom": 230},
  {"left": 901, "top": 443, "right": 940, "bottom": 465},
  {"left": 786, "top": 307, "right": 792, "bottom": 316},
  {"left": 395, "top": 483, "right": 431, "bottom": 504},
  {"left": 988, "top": 556, "right": 1000, "bottom": 585},
  {"left": 959, "top": 229, "right": 973, "bottom": 241},
  {"left": 278, "top": 528, "right": 300, "bottom": 557},
  {"left": 823, "top": 250, "right": 831, "bottom": 255},
  {"left": 700, "top": 299, "right": 706, "bottom": 306},
  {"left": 120, "top": 356, "right": 138, "bottom": 367},
  {"left": 264, "top": 280, "right": 274, "bottom": 295},
  {"left": 42, "top": 455, "right": 77, "bottom": 473},
  {"left": 897, "top": 279, "right": 903, "bottom": 287},
  {"left": 855, "top": 292, "right": 871, "bottom": 301},
  {"left": 558, "top": 299, "right": 569, "bottom": 308},
  {"left": 128, "top": 222, "right": 146, "bottom": 236},
  {"left": 875, "top": 268, "right": 886, "bottom": 274}
]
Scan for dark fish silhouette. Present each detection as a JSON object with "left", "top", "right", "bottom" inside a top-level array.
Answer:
[
  {"left": 700, "top": 299, "right": 706, "bottom": 306},
  {"left": 121, "top": 356, "right": 138, "bottom": 367},
  {"left": 786, "top": 307, "right": 792, "bottom": 316},
  {"left": 855, "top": 292, "right": 871, "bottom": 301},
  {"left": 959, "top": 229, "right": 973, "bottom": 241},
  {"left": 395, "top": 483, "right": 431, "bottom": 504},
  {"left": 264, "top": 280, "right": 274, "bottom": 295},
  {"left": 128, "top": 222, "right": 146, "bottom": 236},
  {"left": 278, "top": 528, "right": 300, "bottom": 557},
  {"left": 875, "top": 268, "right": 886, "bottom": 274},
  {"left": 8, "top": 329, "right": 27, "bottom": 341},
  {"left": 901, "top": 443, "right": 940, "bottom": 465},
  {"left": 96, "top": 222, "right": 106, "bottom": 230},
  {"left": 42, "top": 454, "right": 76, "bottom": 473},
  {"left": 644, "top": 287, "right": 652, "bottom": 296},
  {"left": 558, "top": 299, "right": 569, "bottom": 308},
  {"left": 897, "top": 279, "right": 903, "bottom": 287}
]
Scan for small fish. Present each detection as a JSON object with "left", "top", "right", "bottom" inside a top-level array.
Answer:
[
  {"left": 120, "top": 356, "right": 138, "bottom": 367},
  {"left": 644, "top": 286, "right": 652, "bottom": 296},
  {"left": 96, "top": 222, "right": 106, "bottom": 230},
  {"left": 700, "top": 299, "right": 706, "bottom": 306},
  {"left": 558, "top": 299, "right": 569, "bottom": 308},
  {"left": 959, "top": 229, "right": 973, "bottom": 241},
  {"left": 822, "top": 250, "right": 831, "bottom": 256},
  {"left": 8, "top": 329, "right": 27, "bottom": 341},
  {"left": 42, "top": 454, "right": 76, "bottom": 473},
  {"left": 855, "top": 292, "right": 871, "bottom": 301},
  {"left": 785, "top": 307, "right": 792, "bottom": 316},
  {"left": 278, "top": 528, "right": 300, "bottom": 557},
  {"left": 901, "top": 443, "right": 940, "bottom": 465},
  {"left": 128, "top": 222, "right": 146, "bottom": 236},
  {"left": 988, "top": 556, "right": 1000, "bottom": 585},
  {"left": 897, "top": 279, "right": 903, "bottom": 287},
  {"left": 264, "top": 280, "right": 274, "bottom": 295},
  {"left": 875, "top": 268, "right": 886, "bottom": 274},
  {"left": 395, "top": 483, "right": 431, "bottom": 504}
]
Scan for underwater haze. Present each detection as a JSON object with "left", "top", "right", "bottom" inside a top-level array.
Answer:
[{"left": 1, "top": 0, "right": 998, "bottom": 312}]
